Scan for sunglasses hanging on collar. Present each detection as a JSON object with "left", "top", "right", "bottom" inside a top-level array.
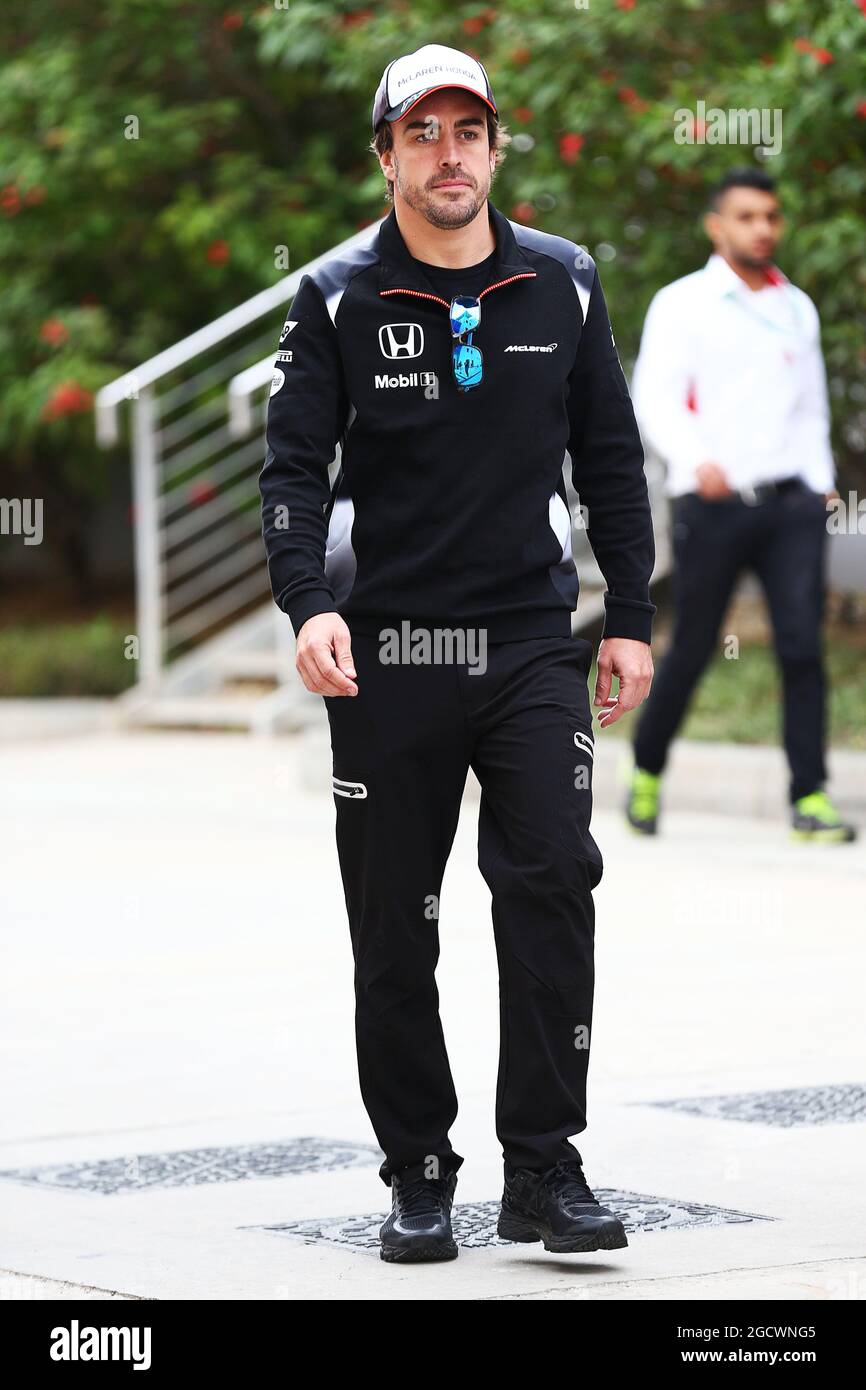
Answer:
[{"left": 450, "top": 295, "right": 483, "bottom": 392}]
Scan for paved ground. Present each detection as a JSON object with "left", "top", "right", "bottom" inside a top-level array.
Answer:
[{"left": 1, "top": 726, "right": 865, "bottom": 1300}]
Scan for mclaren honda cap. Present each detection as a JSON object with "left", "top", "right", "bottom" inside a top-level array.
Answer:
[{"left": 372, "top": 43, "right": 498, "bottom": 131}]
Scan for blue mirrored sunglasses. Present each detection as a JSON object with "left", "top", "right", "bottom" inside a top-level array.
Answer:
[{"left": 450, "top": 295, "right": 483, "bottom": 393}]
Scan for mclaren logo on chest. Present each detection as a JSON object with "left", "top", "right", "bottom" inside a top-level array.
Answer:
[
  {"left": 379, "top": 323, "right": 425, "bottom": 360},
  {"left": 504, "top": 343, "right": 559, "bottom": 353}
]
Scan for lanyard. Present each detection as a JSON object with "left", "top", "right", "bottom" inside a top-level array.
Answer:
[{"left": 723, "top": 283, "right": 804, "bottom": 339}]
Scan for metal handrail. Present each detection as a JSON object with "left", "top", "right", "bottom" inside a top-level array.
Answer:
[
  {"left": 169, "top": 570, "right": 275, "bottom": 646},
  {"left": 95, "top": 220, "right": 385, "bottom": 445},
  {"left": 164, "top": 519, "right": 260, "bottom": 587},
  {"left": 166, "top": 535, "right": 267, "bottom": 617},
  {"left": 162, "top": 468, "right": 260, "bottom": 547},
  {"left": 158, "top": 330, "right": 279, "bottom": 413},
  {"left": 92, "top": 220, "right": 386, "bottom": 692}
]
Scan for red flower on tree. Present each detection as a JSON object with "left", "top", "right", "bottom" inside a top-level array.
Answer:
[
  {"left": 339, "top": 8, "right": 373, "bottom": 26},
  {"left": 857, "top": 100, "right": 866, "bottom": 118},
  {"left": 42, "top": 382, "right": 93, "bottom": 420},
  {"left": 793, "top": 37, "right": 832, "bottom": 61},
  {"left": 511, "top": 46, "right": 532, "bottom": 65},
  {"left": 40, "top": 319, "right": 68, "bottom": 346},
  {"left": 462, "top": 15, "right": 487, "bottom": 34},
  {"left": 559, "top": 132, "right": 585, "bottom": 163},
  {"left": 616, "top": 0, "right": 637, "bottom": 9},
  {"left": 511, "top": 201, "right": 535, "bottom": 223},
  {"left": 513, "top": 107, "right": 534, "bottom": 123},
  {"left": 221, "top": 12, "right": 243, "bottom": 29},
  {"left": 1, "top": 184, "right": 20, "bottom": 216},
  {"left": 618, "top": 87, "right": 649, "bottom": 112},
  {"left": 206, "top": 240, "right": 230, "bottom": 265}
]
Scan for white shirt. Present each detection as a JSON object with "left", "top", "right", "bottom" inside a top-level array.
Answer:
[{"left": 630, "top": 253, "right": 836, "bottom": 497}]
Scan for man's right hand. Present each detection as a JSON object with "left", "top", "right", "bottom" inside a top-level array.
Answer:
[
  {"left": 694, "top": 461, "right": 734, "bottom": 500},
  {"left": 295, "top": 612, "right": 358, "bottom": 696}
]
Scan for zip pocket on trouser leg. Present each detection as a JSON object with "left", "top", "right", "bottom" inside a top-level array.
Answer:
[{"left": 558, "top": 720, "right": 603, "bottom": 887}]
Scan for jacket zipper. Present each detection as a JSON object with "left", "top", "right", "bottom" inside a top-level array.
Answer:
[
  {"left": 379, "top": 271, "right": 537, "bottom": 309},
  {"left": 330, "top": 272, "right": 539, "bottom": 507}
]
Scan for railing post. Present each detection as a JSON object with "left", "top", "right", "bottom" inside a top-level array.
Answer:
[{"left": 131, "top": 387, "right": 163, "bottom": 692}]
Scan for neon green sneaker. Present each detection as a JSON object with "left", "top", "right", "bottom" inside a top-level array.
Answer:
[
  {"left": 791, "top": 791, "right": 857, "bottom": 843},
  {"left": 626, "top": 767, "right": 661, "bottom": 835}
]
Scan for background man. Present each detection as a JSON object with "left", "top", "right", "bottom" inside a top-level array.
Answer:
[{"left": 628, "top": 168, "right": 855, "bottom": 843}]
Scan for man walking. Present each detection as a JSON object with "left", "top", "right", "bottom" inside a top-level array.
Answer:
[
  {"left": 627, "top": 167, "right": 855, "bottom": 843},
  {"left": 260, "top": 44, "right": 656, "bottom": 1262}
]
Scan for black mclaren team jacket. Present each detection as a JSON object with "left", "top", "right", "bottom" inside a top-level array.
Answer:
[{"left": 259, "top": 200, "right": 656, "bottom": 645}]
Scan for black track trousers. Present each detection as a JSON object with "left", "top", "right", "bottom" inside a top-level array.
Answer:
[
  {"left": 633, "top": 484, "right": 829, "bottom": 802},
  {"left": 323, "top": 631, "right": 604, "bottom": 1187}
]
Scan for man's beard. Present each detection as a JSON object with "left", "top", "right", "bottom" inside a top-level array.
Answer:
[
  {"left": 392, "top": 158, "right": 490, "bottom": 229},
  {"left": 731, "top": 248, "right": 774, "bottom": 271}
]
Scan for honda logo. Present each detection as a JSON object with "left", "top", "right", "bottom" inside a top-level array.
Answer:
[{"left": 378, "top": 323, "right": 424, "bottom": 360}]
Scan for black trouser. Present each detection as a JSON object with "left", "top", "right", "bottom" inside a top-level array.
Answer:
[
  {"left": 633, "top": 481, "right": 829, "bottom": 803},
  {"left": 323, "top": 631, "right": 603, "bottom": 1187}
]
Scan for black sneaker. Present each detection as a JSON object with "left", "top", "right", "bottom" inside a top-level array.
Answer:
[
  {"left": 379, "top": 1168, "right": 459, "bottom": 1263},
  {"left": 498, "top": 1157, "right": 627, "bottom": 1254}
]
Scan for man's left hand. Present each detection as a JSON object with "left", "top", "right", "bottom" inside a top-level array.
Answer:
[{"left": 593, "top": 637, "right": 654, "bottom": 728}]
